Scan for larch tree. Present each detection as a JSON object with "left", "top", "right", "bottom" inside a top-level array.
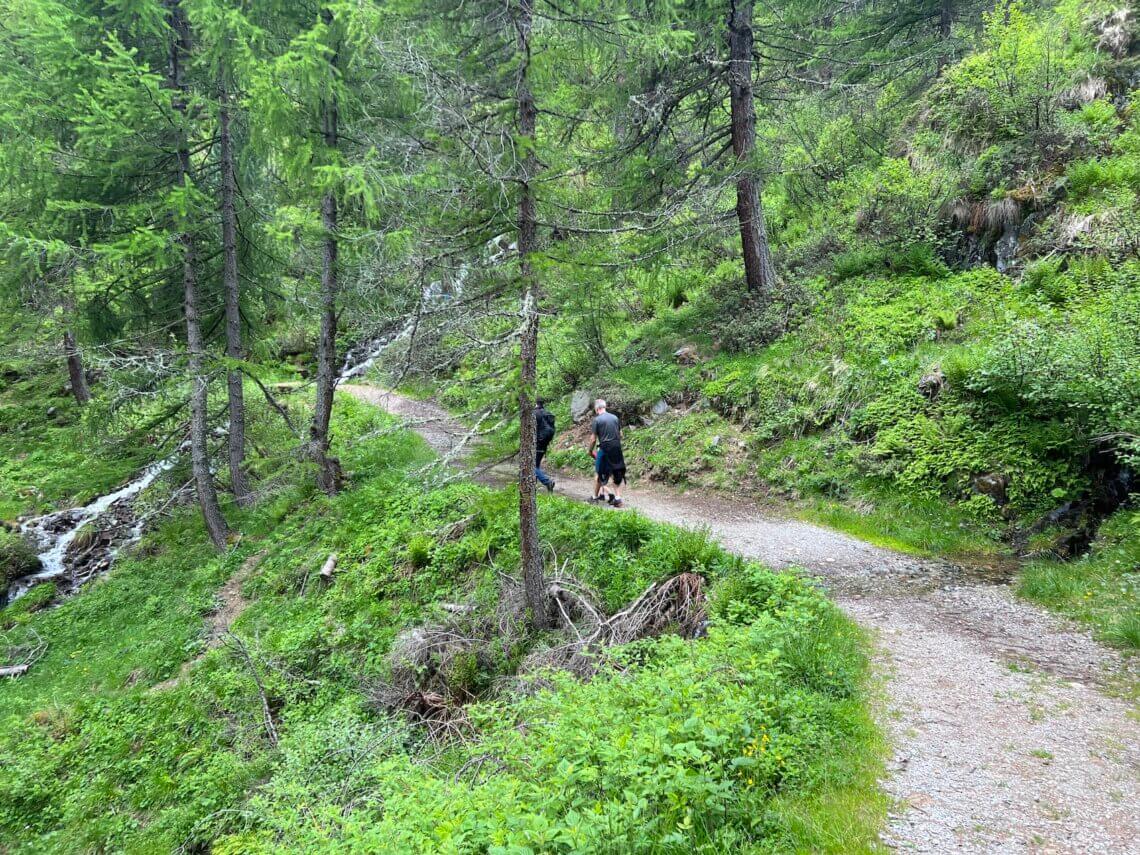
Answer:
[
  {"left": 399, "top": 0, "right": 630, "bottom": 628},
  {"left": 168, "top": 0, "right": 230, "bottom": 547},
  {"left": 247, "top": 0, "right": 421, "bottom": 496},
  {"left": 727, "top": 0, "right": 777, "bottom": 296},
  {"left": 310, "top": 4, "right": 343, "bottom": 496}
]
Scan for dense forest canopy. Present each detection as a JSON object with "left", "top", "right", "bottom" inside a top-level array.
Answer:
[{"left": 1, "top": 0, "right": 1138, "bottom": 851}]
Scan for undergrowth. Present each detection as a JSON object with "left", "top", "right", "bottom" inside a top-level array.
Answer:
[{"left": 0, "top": 392, "right": 884, "bottom": 852}]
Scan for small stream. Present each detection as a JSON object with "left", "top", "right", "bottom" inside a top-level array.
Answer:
[
  {"left": 4, "top": 455, "right": 178, "bottom": 605},
  {"left": 3, "top": 251, "right": 483, "bottom": 608}
]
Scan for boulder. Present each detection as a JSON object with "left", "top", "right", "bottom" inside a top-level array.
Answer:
[
  {"left": 570, "top": 390, "right": 592, "bottom": 423},
  {"left": 674, "top": 346, "right": 700, "bottom": 365},
  {"left": 651, "top": 399, "right": 670, "bottom": 417},
  {"left": 973, "top": 473, "right": 1009, "bottom": 506},
  {"left": 918, "top": 367, "right": 947, "bottom": 401}
]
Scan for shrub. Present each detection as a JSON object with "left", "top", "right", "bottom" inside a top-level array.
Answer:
[{"left": 0, "top": 529, "right": 40, "bottom": 587}]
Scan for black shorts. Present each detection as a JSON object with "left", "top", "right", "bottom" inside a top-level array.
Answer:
[{"left": 595, "top": 445, "right": 626, "bottom": 486}]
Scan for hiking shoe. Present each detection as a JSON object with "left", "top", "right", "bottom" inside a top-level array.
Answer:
[
  {"left": 546, "top": 480, "right": 555, "bottom": 493},
  {"left": 606, "top": 494, "right": 616, "bottom": 505},
  {"left": 612, "top": 498, "right": 624, "bottom": 508}
]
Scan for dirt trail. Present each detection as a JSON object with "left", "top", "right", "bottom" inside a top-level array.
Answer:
[
  {"left": 344, "top": 385, "right": 1140, "bottom": 854},
  {"left": 151, "top": 552, "right": 263, "bottom": 692}
]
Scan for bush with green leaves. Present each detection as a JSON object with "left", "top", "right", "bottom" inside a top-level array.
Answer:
[
  {"left": 214, "top": 566, "right": 880, "bottom": 854},
  {"left": 932, "top": 2, "right": 1096, "bottom": 152}
]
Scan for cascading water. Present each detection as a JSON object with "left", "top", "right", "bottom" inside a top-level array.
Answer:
[
  {"left": 337, "top": 257, "right": 474, "bottom": 383},
  {"left": 5, "top": 454, "right": 178, "bottom": 605},
  {"left": 4, "top": 247, "right": 493, "bottom": 607}
]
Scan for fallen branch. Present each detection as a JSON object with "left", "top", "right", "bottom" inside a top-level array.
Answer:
[
  {"left": 1, "top": 628, "right": 47, "bottom": 678},
  {"left": 245, "top": 370, "right": 300, "bottom": 436},
  {"left": 225, "top": 633, "right": 279, "bottom": 747}
]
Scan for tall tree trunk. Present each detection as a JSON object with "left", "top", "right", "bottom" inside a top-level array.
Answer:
[
  {"left": 515, "top": 0, "right": 548, "bottom": 630},
  {"left": 938, "top": 0, "right": 953, "bottom": 71},
  {"left": 220, "top": 67, "right": 251, "bottom": 506},
  {"left": 727, "top": 0, "right": 776, "bottom": 297},
  {"left": 63, "top": 329, "right": 91, "bottom": 405},
  {"left": 169, "top": 0, "right": 229, "bottom": 549},
  {"left": 309, "top": 7, "right": 343, "bottom": 496}
]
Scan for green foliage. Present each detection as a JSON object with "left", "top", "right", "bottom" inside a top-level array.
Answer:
[
  {"left": 932, "top": 2, "right": 1093, "bottom": 150},
  {"left": 0, "top": 384, "right": 882, "bottom": 852},
  {"left": 216, "top": 569, "right": 880, "bottom": 854},
  {"left": 0, "top": 324, "right": 151, "bottom": 520},
  {"left": 1019, "top": 508, "right": 1140, "bottom": 651},
  {"left": 0, "top": 529, "right": 39, "bottom": 587}
]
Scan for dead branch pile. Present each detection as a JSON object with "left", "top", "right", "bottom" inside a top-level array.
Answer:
[
  {"left": 1, "top": 628, "right": 47, "bottom": 678},
  {"left": 526, "top": 572, "right": 708, "bottom": 680},
  {"left": 372, "top": 625, "right": 494, "bottom": 739}
]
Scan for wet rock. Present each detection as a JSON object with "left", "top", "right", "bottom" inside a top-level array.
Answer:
[
  {"left": 674, "top": 346, "right": 700, "bottom": 365},
  {"left": 918, "top": 367, "right": 947, "bottom": 401},
  {"left": 995, "top": 224, "right": 1020, "bottom": 274},
  {"left": 45, "top": 406, "right": 57, "bottom": 419},
  {"left": 973, "top": 473, "right": 1009, "bottom": 506},
  {"left": 570, "top": 390, "right": 592, "bottom": 423}
]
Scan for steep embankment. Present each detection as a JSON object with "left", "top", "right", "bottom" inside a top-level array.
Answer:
[{"left": 345, "top": 383, "right": 1140, "bottom": 854}]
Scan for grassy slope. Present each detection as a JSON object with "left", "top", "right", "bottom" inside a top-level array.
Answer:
[
  {"left": 0, "top": 319, "right": 152, "bottom": 521},
  {"left": 550, "top": 262, "right": 1140, "bottom": 651},
  {"left": 0, "top": 383, "right": 885, "bottom": 853}
]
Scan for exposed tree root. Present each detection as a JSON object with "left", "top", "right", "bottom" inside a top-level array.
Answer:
[{"left": 375, "top": 572, "right": 709, "bottom": 738}]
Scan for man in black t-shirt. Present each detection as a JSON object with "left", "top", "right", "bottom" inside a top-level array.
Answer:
[{"left": 588, "top": 399, "right": 625, "bottom": 507}]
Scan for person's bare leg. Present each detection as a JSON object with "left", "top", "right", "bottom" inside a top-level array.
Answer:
[{"left": 593, "top": 475, "right": 603, "bottom": 500}]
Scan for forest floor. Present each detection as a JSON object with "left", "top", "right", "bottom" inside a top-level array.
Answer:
[{"left": 341, "top": 384, "right": 1140, "bottom": 855}]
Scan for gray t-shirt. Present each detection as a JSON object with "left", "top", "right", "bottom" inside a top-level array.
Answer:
[{"left": 592, "top": 411, "right": 621, "bottom": 447}]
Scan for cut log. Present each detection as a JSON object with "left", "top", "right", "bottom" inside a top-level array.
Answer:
[
  {"left": 0, "top": 664, "right": 30, "bottom": 678},
  {"left": 319, "top": 553, "right": 339, "bottom": 580}
]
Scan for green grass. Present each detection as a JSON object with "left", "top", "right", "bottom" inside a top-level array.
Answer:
[
  {"left": 1018, "top": 509, "right": 1140, "bottom": 653},
  {"left": 0, "top": 356, "right": 151, "bottom": 520},
  {"left": 0, "top": 382, "right": 885, "bottom": 853},
  {"left": 802, "top": 490, "right": 1006, "bottom": 560}
]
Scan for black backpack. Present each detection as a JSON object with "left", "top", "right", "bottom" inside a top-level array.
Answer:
[{"left": 536, "top": 408, "right": 555, "bottom": 446}]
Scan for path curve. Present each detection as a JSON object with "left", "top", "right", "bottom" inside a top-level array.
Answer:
[{"left": 343, "top": 384, "right": 1140, "bottom": 854}]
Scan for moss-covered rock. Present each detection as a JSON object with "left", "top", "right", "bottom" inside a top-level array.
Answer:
[{"left": 0, "top": 528, "right": 41, "bottom": 587}]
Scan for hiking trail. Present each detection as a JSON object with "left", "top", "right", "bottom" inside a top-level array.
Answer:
[{"left": 342, "top": 384, "right": 1140, "bottom": 855}]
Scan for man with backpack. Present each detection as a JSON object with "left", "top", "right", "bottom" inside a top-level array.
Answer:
[{"left": 535, "top": 398, "right": 556, "bottom": 493}]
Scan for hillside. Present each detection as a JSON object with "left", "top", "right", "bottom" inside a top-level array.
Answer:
[{"left": 2, "top": 0, "right": 1139, "bottom": 853}]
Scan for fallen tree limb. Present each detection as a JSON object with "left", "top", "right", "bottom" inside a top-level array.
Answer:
[{"left": 225, "top": 633, "right": 279, "bottom": 747}]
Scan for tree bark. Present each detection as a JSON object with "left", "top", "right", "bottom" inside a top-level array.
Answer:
[
  {"left": 219, "top": 66, "right": 251, "bottom": 506},
  {"left": 940, "top": 0, "right": 953, "bottom": 39},
  {"left": 309, "top": 7, "right": 343, "bottom": 496},
  {"left": 727, "top": 0, "right": 776, "bottom": 297},
  {"left": 515, "top": 0, "right": 548, "bottom": 630},
  {"left": 938, "top": 0, "right": 953, "bottom": 71},
  {"left": 169, "top": 0, "right": 229, "bottom": 549},
  {"left": 63, "top": 329, "right": 90, "bottom": 405}
]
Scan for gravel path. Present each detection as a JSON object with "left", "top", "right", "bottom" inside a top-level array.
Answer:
[{"left": 343, "top": 385, "right": 1140, "bottom": 854}]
